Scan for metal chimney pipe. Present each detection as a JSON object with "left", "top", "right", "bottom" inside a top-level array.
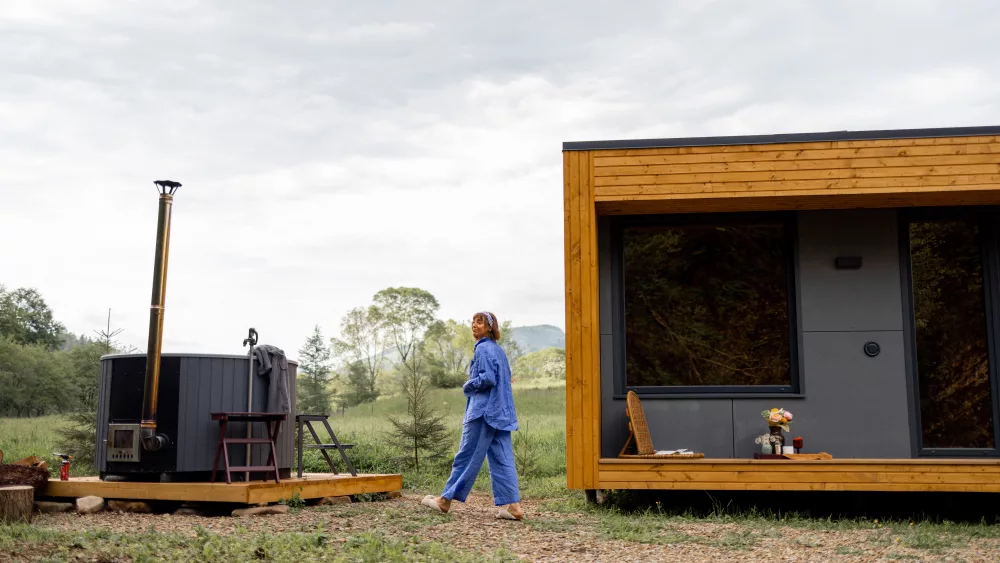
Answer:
[{"left": 140, "top": 180, "right": 181, "bottom": 451}]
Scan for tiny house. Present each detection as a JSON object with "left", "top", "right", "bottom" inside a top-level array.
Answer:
[{"left": 562, "top": 126, "right": 1000, "bottom": 496}]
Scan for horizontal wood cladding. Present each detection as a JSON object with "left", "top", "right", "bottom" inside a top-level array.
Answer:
[
  {"left": 597, "top": 459, "right": 1000, "bottom": 493},
  {"left": 591, "top": 135, "right": 1000, "bottom": 213},
  {"left": 563, "top": 150, "right": 601, "bottom": 490},
  {"left": 595, "top": 189, "right": 1000, "bottom": 215}
]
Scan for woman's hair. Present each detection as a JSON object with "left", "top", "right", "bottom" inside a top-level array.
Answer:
[{"left": 474, "top": 311, "right": 501, "bottom": 341}]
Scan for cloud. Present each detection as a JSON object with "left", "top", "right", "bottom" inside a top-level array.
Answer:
[{"left": 2, "top": 0, "right": 1000, "bottom": 358}]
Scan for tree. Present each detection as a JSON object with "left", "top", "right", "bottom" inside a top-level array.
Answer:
[
  {"left": 373, "top": 287, "right": 448, "bottom": 468},
  {"left": 498, "top": 319, "right": 524, "bottom": 365},
  {"left": 0, "top": 286, "right": 66, "bottom": 351},
  {"left": 423, "top": 319, "right": 475, "bottom": 388},
  {"left": 57, "top": 340, "right": 111, "bottom": 470},
  {"left": 373, "top": 287, "right": 439, "bottom": 378},
  {"left": 513, "top": 347, "right": 566, "bottom": 381},
  {"left": 93, "top": 308, "right": 124, "bottom": 353},
  {"left": 297, "top": 325, "right": 334, "bottom": 415},
  {"left": 331, "top": 306, "right": 389, "bottom": 408},
  {"left": 58, "top": 309, "right": 131, "bottom": 470},
  {"left": 339, "top": 360, "right": 380, "bottom": 407},
  {"left": 0, "top": 337, "right": 71, "bottom": 417},
  {"left": 386, "top": 346, "right": 449, "bottom": 469}
]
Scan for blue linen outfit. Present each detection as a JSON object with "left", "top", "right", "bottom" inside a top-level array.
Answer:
[{"left": 441, "top": 337, "right": 520, "bottom": 505}]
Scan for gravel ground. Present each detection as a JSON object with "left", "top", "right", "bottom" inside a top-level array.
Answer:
[{"left": 28, "top": 493, "right": 1000, "bottom": 562}]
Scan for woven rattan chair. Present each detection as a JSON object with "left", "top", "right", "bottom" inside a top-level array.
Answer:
[{"left": 618, "top": 390, "right": 705, "bottom": 459}]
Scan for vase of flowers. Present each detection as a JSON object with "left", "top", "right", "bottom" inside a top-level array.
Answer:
[
  {"left": 754, "top": 434, "right": 773, "bottom": 454},
  {"left": 761, "top": 408, "right": 793, "bottom": 452}
]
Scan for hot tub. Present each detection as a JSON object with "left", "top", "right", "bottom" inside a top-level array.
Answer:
[{"left": 95, "top": 353, "right": 298, "bottom": 482}]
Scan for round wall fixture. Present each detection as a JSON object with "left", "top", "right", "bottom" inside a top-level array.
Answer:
[{"left": 863, "top": 341, "right": 880, "bottom": 357}]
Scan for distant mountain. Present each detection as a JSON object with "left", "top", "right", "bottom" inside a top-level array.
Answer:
[{"left": 509, "top": 324, "right": 565, "bottom": 354}]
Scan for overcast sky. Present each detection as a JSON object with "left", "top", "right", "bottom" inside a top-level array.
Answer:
[{"left": 2, "top": 1, "right": 999, "bottom": 359}]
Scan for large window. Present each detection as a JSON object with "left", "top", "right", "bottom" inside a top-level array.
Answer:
[
  {"left": 902, "top": 208, "right": 1000, "bottom": 455},
  {"left": 612, "top": 213, "right": 799, "bottom": 395}
]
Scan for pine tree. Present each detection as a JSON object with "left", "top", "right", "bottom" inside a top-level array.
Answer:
[
  {"left": 297, "top": 325, "right": 334, "bottom": 415},
  {"left": 386, "top": 345, "right": 448, "bottom": 469}
]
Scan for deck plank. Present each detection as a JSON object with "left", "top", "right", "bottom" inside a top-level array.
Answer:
[{"left": 40, "top": 473, "right": 402, "bottom": 504}]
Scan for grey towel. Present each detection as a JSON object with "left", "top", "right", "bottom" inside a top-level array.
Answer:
[{"left": 251, "top": 344, "right": 291, "bottom": 414}]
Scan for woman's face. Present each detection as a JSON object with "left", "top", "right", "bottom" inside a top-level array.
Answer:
[{"left": 472, "top": 316, "right": 489, "bottom": 340}]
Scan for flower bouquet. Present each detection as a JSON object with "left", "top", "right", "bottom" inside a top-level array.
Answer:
[{"left": 761, "top": 407, "right": 793, "bottom": 432}]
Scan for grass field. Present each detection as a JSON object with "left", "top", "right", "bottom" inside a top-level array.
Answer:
[
  {"left": 7, "top": 383, "right": 1000, "bottom": 561},
  {"left": 0, "top": 385, "right": 568, "bottom": 496},
  {"left": 299, "top": 385, "right": 568, "bottom": 496},
  {"left": 0, "top": 415, "right": 64, "bottom": 466}
]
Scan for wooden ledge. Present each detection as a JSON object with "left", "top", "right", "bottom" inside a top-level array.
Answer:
[
  {"left": 600, "top": 457, "right": 1000, "bottom": 465},
  {"left": 596, "top": 458, "right": 1000, "bottom": 492}
]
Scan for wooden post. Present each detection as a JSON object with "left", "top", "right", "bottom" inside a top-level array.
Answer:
[{"left": 0, "top": 486, "right": 34, "bottom": 523}]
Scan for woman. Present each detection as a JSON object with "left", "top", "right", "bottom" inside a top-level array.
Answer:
[{"left": 421, "top": 311, "right": 523, "bottom": 520}]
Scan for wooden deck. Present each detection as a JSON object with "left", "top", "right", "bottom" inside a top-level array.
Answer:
[
  {"left": 599, "top": 458, "right": 1000, "bottom": 493},
  {"left": 41, "top": 473, "right": 402, "bottom": 504}
]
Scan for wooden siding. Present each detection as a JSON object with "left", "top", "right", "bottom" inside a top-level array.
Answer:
[
  {"left": 591, "top": 135, "right": 1000, "bottom": 214},
  {"left": 564, "top": 150, "right": 601, "bottom": 490},
  {"left": 598, "top": 459, "right": 1000, "bottom": 493}
]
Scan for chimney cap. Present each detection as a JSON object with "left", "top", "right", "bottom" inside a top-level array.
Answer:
[{"left": 153, "top": 180, "right": 181, "bottom": 195}]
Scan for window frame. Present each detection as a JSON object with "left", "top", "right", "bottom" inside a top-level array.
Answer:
[
  {"left": 899, "top": 206, "right": 1000, "bottom": 457},
  {"left": 609, "top": 211, "right": 803, "bottom": 399}
]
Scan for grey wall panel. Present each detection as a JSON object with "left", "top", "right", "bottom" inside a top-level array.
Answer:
[
  {"left": 798, "top": 210, "right": 904, "bottom": 332},
  {"left": 599, "top": 216, "right": 612, "bottom": 336},
  {"left": 174, "top": 355, "right": 295, "bottom": 473},
  {"left": 633, "top": 400, "right": 735, "bottom": 458},
  {"left": 601, "top": 326, "right": 734, "bottom": 456},
  {"left": 734, "top": 331, "right": 911, "bottom": 458},
  {"left": 600, "top": 333, "right": 625, "bottom": 457}
]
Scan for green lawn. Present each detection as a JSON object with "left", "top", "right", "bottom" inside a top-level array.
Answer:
[
  {"left": 0, "top": 386, "right": 568, "bottom": 493},
  {"left": 310, "top": 386, "right": 567, "bottom": 493},
  {"left": 0, "top": 415, "right": 64, "bottom": 465}
]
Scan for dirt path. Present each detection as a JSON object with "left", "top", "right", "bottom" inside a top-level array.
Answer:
[{"left": 30, "top": 492, "right": 1000, "bottom": 562}]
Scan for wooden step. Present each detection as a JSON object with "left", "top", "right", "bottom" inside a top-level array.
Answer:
[
  {"left": 222, "top": 438, "right": 274, "bottom": 445},
  {"left": 305, "top": 444, "right": 354, "bottom": 449},
  {"left": 226, "top": 466, "right": 278, "bottom": 473}
]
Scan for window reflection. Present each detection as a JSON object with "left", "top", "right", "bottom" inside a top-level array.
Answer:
[
  {"left": 910, "top": 219, "right": 994, "bottom": 449},
  {"left": 623, "top": 222, "right": 793, "bottom": 388}
]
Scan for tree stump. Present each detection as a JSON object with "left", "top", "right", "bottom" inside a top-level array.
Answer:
[{"left": 0, "top": 486, "right": 34, "bottom": 523}]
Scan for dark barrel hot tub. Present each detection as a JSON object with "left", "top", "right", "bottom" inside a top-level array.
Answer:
[{"left": 95, "top": 353, "right": 298, "bottom": 482}]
